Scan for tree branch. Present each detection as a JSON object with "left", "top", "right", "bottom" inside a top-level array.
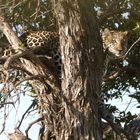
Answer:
[
  {"left": 104, "top": 66, "right": 140, "bottom": 81},
  {"left": 0, "top": 15, "right": 60, "bottom": 93},
  {"left": 25, "top": 117, "right": 44, "bottom": 138},
  {"left": 17, "top": 100, "right": 37, "bottom": 129},
  {"left": 124, "top": 37, "right": 140, "bottom": 57},
  {"left": 0, "top": 16, "right": 22, "bottom": 51}
]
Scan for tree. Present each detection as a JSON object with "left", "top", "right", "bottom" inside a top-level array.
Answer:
[
  {"left": 0, "top": 0, "right": 140, "bottom": 140},
  {"left": 0, "top": 0, "right": 104, "bottom": 139},
  {"left": 52, "top": 0, "right": 104, "bottom": 139}
]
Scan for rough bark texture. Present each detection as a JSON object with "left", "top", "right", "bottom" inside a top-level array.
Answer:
[
  {"left": 0, "top": 0, "right": 104, "bottom": 138},
  {"left": 53, "top": 0, "right": 104, "bottom": 139}
]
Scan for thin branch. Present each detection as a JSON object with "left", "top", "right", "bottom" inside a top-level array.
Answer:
[
  {"left": 0, "top": 103, "right": 9, "bottom": 134},
  {"left": 124, "top": 37, "right": 140, "bottom": 57},
  {"left": 0, "top": 1, "right": 23, "bottom": 11},
  {"left": 25, "top": 117, "right": 44, "bottom": 138},
  {"left": 17, "top": 100, "right": 37, "bottom": 129},
  {"left": 124, "top": 98, "right": 133, "bottom": 112},
  {"left": 104, "top": 66, "right": 140, "bottom": 81},
  {"left": 103, "top": 70, "right": 121, "bottom": 81},
  {"left": 0, "top": 102, "right": 14, "bottom": 107}
]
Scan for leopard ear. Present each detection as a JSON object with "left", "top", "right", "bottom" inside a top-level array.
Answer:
[
  {"left": 102, "top": 28, "right": 111, "bottom": 36},
  {"left": 104, "top": 28, "right": 110, "bottom": 32},
  {"left": 123, "top": 31, "right": 128, "bottom": 36}
]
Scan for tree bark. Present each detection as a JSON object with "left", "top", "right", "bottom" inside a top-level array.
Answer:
[
  {"left": 0, "top": 0, "right": 104, "bottom": 138},
  {"left": 53, "top": 0, "right": 104, "bottom": 139}
]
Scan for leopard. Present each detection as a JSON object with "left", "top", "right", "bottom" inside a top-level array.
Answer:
[
  {"left": 102, "top": 28, "right": 128, "bottom": 59},
  {"left": 20, "top": 31, "right": 61, "bottom": 77},
  {"left": 102, "top": 28, "right": 128, "bottom": 76},
  {"left": 100, "top": 29, "right": 128, "bottom": 122},
  {"left": 20, "top": 29, "right": 128, "bottom": 78}
]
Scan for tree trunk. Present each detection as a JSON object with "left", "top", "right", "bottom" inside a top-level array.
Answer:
[
  {"left": 53, "top": 0, "right": 104, "bottom": 139},
  {"left": 0, "top": 1, "right": 104, "bottom": 139}
]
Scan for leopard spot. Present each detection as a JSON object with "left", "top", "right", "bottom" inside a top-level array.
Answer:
[
  {"left": 28, "top": 42, "right": 33, "bottom": 46},
  {"left": 32, "top": 39, "right": 38, "bottom": 43}
]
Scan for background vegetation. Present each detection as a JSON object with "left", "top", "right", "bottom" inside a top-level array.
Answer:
[{"left": 0, "top": 0, "right": 139, "bottom": 139}]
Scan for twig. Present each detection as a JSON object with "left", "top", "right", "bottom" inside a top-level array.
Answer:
[
  {"left": 124, "top": 98, "right": 133, "bottom": 112},
  {"left": 0, "top": 101, "right": 14, "bottom": 107},
  {"left": 103, "top": 70, "right": 121, "bottom": 81},
  {"left": 0, "top": 1, "right": 23, "bottom": 11},
  {"left": 38, "top": 121, "right": 45, "bottom": 140},
  {"left": 25, "top": 117, "right": 44, "bottom": 138},
  {"left": 104, "top": 66, "right": 140, "bottom": 81},
  {"left": 124, "top": 37, "right": 140, "bottom": 57},
  {"left": 0, "top": 104, "right": 8, "bottom": 134},
  {"left": 17, "top": 99, "right": 37, "bottom": 129}
]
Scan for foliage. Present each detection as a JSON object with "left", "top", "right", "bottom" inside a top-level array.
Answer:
[
  {"left": 98, "top": 0, "right": 140, "bottom": 121},
  {"left": 0, "top": 0, "right": 139, "bottom": 139}
]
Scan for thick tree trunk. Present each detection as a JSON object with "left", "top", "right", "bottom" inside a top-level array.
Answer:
[
  {"left": 0, "top": 1, "right": 104, "bottom": 139},
  {"left": 53, "top": 0, "right": 104, "bottom": 139}
]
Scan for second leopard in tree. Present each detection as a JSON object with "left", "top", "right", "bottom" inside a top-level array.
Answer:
[
  {"left": 102, "top": 28, "right": 128, "bottom": 59},
  {"left": 102, "top": 28, "right": 128, "bottom": 76}
]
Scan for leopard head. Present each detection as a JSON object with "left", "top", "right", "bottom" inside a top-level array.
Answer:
[{"left": 102, "top": 28, "right": 128, "bottom": 59}]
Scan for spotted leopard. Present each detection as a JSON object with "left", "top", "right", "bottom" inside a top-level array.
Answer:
[
  {"left": 20, "top": 31, "right": 61, "bottom": 77},
  {"left": 102, "top": 28, "right": 128, "bottom": 76},
  {"left": 102, "top": 28, "right": 128, "bottom": 59},
  {"left": 20, "top": 29, "right": 128, "bottom": 77}
]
